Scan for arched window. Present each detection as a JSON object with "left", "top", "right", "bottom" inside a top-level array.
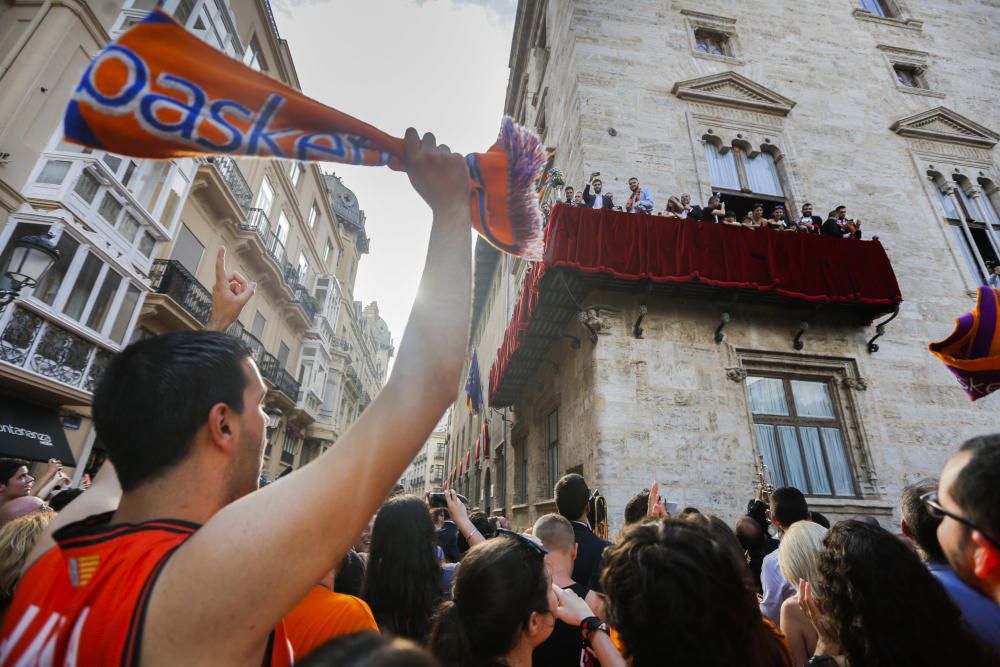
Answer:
[
  {"left": 703, "top": 138, "right": 787, "bottom": 220},
  {"left": 931, "top": 171, "right": 1000, "bottom": 285}
]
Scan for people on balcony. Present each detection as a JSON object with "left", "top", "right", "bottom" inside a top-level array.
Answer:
[
  {"left": 695, "top": 194, "right": 726, "bottom": 223},
  {"left": 625, "top": 177, "right": 654, "bottom": 214},
  {"left": 743, "top": 203, "right": 768, "bottom": 229},
  {"left": 822, "top": 206, "right": 862, "bottom": 239},
  {"left": 563, "top": 186, "right": 575, "bottom": 206},
  {"left": 796, "top": 203, "right": 823, "bottom": 233},
  {"left": 572, "top": 191, "right": 586, "bottom": 207},
  {"left": 768, "top": 205, "right": 792, "bottom": 231}
]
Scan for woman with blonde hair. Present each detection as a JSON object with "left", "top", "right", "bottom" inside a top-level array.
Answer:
[
  {"left": 0, "top": 510, "right": 54, "bottom": 621},
  {"left": 777, "top": 521, "right": 828, "bottom": 666}
]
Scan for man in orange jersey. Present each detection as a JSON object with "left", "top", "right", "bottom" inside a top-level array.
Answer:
[{"left": 0, "top": 129, "right": 472, "bottom": 666}]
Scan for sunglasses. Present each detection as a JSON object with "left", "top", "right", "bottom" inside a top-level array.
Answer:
[
  {"left": 497, "top": 528, "right": 548, "bottom": 556},
  {"left": 921, "top": 491, "right": 1000, "bottom": 549}
]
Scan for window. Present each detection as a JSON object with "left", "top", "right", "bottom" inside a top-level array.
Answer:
[
  {"left": 138, "top": 231, "right": 157, "bottom": 258},
  {"left": 256, "top": 176, "right": 274, "bottom": 215},
  {"left": 251, "top": 310, "right": 267, "bottom": 339},
  {"left": 130, "top": 161, "right": 170, "bottom": 213},
  {"left": 277, "top": 341, "right": 290, "bottom": 369},
  {"left": 171, "top": 224, "right": 205, "bottom": 275},
  {"left": 243, "top": 36, "right": 265, "bottom": 72},
  {"left": 546, "top": 409, "right": 559, "bottom": 496},
  {"left": 694, "top": 29, "right": 730, "bottom": 56},
  {"left": 703, "top": 140, "right": 786, "bottom": 219},
  {"left": 289, "top": 162, "right": 302, "bottom": 188},
  {"left": 514, "top": 437, "right": 527, "bottom": 504},
  {"left": 63, "top": 253, "right": 103, "bottom": 321},
  {"left": 118, "top": 212, "right": 141, "bottom": 243},
  {"left": 158, "top": 170, "right": 189, "bottom": 228},
  {"left": 495, "top": 441, "right": 506, "bottom": 512},
  {"left": 173, "top": 0, "right": 196, "bottom": 24},
  {"left": 323, "top": 240, "right": 334, "bottom": 265},
  {"left": 37, "top": 160, "right": 72, "bottom": 185},
  {"left": 86, "top": 270, "right": 122, "bottom": 332},
  {"left": 931, "top": 172, "right": 1000, "bottom": 285},
  {"left": 747, "top": 376, "right": 856, "bottom": 497},
  {"left": 893, "top": 64, "right": 925, "bottom": 89},
  {"left": 97, "top": 193, "right": 123, "bottom": 224},
  {"left": 308, "top": 204, "right": 318, "bottom": 229},
  {"left": 860, "top": 0, "right": 898, "bottom": 18},
  {"left": 73, "top": 170, "right": 100, "bottom": 204},
  {"left": 297, "top": 253, "right": 309, "bottom": 285},
  {"left": 276, "top": 211, "right": 290, "bottom": 246}
]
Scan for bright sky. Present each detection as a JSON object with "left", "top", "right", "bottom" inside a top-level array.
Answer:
[{"left": 273, "top": 0, "right": 517, "bottom": 346}]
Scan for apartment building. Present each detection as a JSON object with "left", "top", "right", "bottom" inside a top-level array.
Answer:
[{"left": 0, "top": 0, "right": 392, "bottom": 481}]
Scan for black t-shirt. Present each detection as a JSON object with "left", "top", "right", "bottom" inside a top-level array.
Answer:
[{"left": 532, "top": 582, "right": 596, "bottom": 667}]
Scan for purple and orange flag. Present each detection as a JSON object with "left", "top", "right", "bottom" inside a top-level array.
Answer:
[
  {"left": 930, "top": 286, "right": 1000, "bottom": 401},
  {"left": 63, "top": 10, "right": 546, "bottom": 259}
]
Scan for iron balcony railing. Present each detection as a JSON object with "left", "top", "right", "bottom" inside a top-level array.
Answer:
[
  {"left": 149, "top": 260, "right": 212, "bottom": 325},
  {"left": 240, "top": 208, "right": 270, "bottom": 243},
  {"left": 291, "top": 288, "right": 319, "bottom": 321},
  {"left": 207, "top": 157, "right": 253, "bottom": 213},
  {"left": 264, "top": 229, "right": 287, "bottom": 273},
  {"left": 226, "top": 320, "right": 301, "bottom": 401}
]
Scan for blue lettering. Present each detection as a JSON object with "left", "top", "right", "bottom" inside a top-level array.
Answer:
[
  {"left": 139, "top": 74, "right": 206, "bottom": 139},
  {"left": 197, "top": 100, "right": 251, "bottom": 152},
  {"left": 295, "top": 133, "right": 348, "bottom": 161},
  {"left": 246, "top": 94, "right": 300, "bottom": 157},
  {"left": 345, "top": 135, "right": 369, "bottom": 165},
  {"left": 78, "top": 45, "right": 147, "bottom": 108}
]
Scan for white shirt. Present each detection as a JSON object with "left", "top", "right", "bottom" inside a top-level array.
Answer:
[{"left": 591, "top": 191, "right": 605, "bottom": 209}]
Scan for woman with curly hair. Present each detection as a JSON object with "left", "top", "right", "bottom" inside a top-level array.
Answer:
[
  {"left": 600, "top": 519, "right": 792, "bottom": 667},
  {"left": 799, "top": 520, "right": 999, "bottom": 666}
]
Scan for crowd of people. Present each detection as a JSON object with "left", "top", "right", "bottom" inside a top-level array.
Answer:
[
  {"left": 557, "top": 173, "right": 866, "bottom": 238},
  {"left": 0, "top": 131, "right": 995, "bottom": 666}
]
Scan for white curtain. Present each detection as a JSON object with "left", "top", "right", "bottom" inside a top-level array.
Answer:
[
  {"left": 790, "top": 381, "right": 834, "bottom": 418},
  {"left": 777, "top": 425, "right": 808, "bottom": 490},
  {"left": 754, "top": 424, "right": 785, "bottom": 487},
  {"left": 744, "top": 151, "right": 783, "bottom": 196},
  {"left": 799, "top": 427, "right": 832, "bottom": 495},
  {"left": 748, "top": 376, "right": 788, "bottom": 415},
  {"left": 936, "top": 185, "right": 960, "bottom": 219},
  {"left": 820, "top": 428, "right": 855, "bottom": 495},
  {"left": 703, "top": 142, "right": 740, "bottom": 191}
]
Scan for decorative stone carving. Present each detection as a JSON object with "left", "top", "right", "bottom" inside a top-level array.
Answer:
[
  {"left": 725, "top": 367, "right": 747, "bottom": 382},
  {"left": 842, "top": 377, "right": 868, "bottom": 391},
  {"left": 672, "top": 71, "right": 796, "bottom": 116},
  {"left": 891, "top": 107, "right": 999, "bottom": 148}
]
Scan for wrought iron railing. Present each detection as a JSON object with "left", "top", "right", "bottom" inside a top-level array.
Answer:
[
  {"left": 207, "top": 157, "right": 252, "bottom": 213},
  {"left": 149, "top": 260, "right": 212, "bottom": 325},
  {"left": 346, "top": 365, "right": 362, "bottom": 391},
  {"left": 226, "top": 320, "right": 301, "bottom": 401},
  {"left": 291, "top": 288, "right": 319, "bottom": 321},
  {"left": 0, "top": 305, "right": 115, "bottom": 393},
  {"left": 239, "top": 208, "right": 270, "bottom": 243},
  {"left": 264, "top": 229, "right": 287, "bottom": 272}
]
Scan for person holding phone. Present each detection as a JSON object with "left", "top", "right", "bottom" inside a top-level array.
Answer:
[{"left": 583, "top": 172, "right": 614, "bottom": 210}]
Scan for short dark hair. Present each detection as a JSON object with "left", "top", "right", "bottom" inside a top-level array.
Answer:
[
  {"left": 835, "top": 205, "right": 846, "bottom": 211},
  {"left": 802, "top": 202, "right": 813, "bottom": 208},
  {"left": 48, "top": 488, "right": 84, "bottom": 512},
  {"left": 297, "top": 632, "right": 438, "bottom": 667},
  {"left": 953, "top": 434, "right": 1000, "bottom": 543},
  {"left": 770, "top": 486, "right": 809, "bottom": 528},
  {"left": 624, "top": 490, "right": 649, "bottom": 525},
  {"left": 0, "top": 459, "right": 28, "bottom": 487},
  {"left": 555, "top": 474, "right": 589, "bottom": 520},
  {"left": 92, "top": 331, "right": 252, "bottom": 492},
  {"left": 900, "top": 478, "right": 944, "bottom": 561},
  {"left": 810, "top": 511, "right": 831, "bottom": 529}
]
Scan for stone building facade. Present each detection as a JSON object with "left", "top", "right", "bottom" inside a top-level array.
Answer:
[
  {"left": 404, "top": 409, "right": 450, "bottom": 497},
  {"left": 0, "top": 0, "right": 391, "bottom": 481},
  {"left": 445, "top": 0, "right": 1000, "bottom": 532}
]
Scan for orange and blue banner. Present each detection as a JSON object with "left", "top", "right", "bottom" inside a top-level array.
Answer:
[
  {"left": 930, "top": 286, "right": 1000, "bottom": 401},
  {"left": 64, "top": 10, "right": 546, "bottom": 258}
]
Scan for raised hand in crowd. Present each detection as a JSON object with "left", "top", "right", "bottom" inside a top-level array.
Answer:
[
  {"left": 551, "top": 584, "right": 626, "bottom": 667},
  {"left": 207, "top": 246, "right": 257, "bottom": 333},
  {"left": 444, "top": 489, "right": 485, "bottom": 549},
  {"left": 29, "top": 459, "right": 62, "bottom": 498},
  {"left": 646, "top": 480, "right": 669, "bottom": 519}
]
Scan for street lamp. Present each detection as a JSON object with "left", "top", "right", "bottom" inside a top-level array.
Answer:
[
  {"left": 266, "top": 407, "right": 283, "bottom": 439},
  {"left": 0, "top": 231, "right": 60, "bottom": 310}
]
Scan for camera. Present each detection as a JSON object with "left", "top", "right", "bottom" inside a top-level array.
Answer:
[{"left": 428, "top": 491, "right": 468, "bottom": 508}]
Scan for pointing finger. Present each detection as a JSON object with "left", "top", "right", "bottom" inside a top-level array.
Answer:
[{"left": 215, "top": 247, "right": 227, "bottom": 283}]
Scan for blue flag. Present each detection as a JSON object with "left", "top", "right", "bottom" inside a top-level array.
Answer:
[{"left": 465, "top": 350, "right": 484, "bottom": 415}]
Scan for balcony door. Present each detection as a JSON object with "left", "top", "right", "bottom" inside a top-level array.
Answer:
[{"left": 170, "top": 224, "right": 205, "bottom": 275}]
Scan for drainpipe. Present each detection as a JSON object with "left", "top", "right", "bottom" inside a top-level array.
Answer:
[{"left": 0, "top": 0, "right": 53, "bottom": 84}]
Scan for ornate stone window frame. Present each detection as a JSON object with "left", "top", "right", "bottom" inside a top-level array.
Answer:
[
  {"left": 731, "top": 349, "right": 881, "bottom": 499},
  {"left": 680, "top": 9, "right": 743, "bottom": 66},
  {"left": 876, "top": 45, "right": 944, "bottom": 99},
  {"left": 853, "top": 1, "right": 923, "bottom": 32}
]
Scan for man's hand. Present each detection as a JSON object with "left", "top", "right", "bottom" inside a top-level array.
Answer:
[
  {"left": 403, "top": 128, "right": 471, "bottom": 216},
  {"left": 647, "top": 481, "right": 669, "bottom": 519},
  {"left": 551, "top": 584, "right": 595, "bottom": 626},
  {"left": 207, "top": 247, "right": 256, "bottom": 333},
  {"left": 46, "top": 459, "right": 62, "bottom": 475}
]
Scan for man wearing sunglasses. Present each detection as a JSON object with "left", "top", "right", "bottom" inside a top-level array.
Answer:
[{"left": 927, "top": 435, "right": 1000, "bottom": 608}]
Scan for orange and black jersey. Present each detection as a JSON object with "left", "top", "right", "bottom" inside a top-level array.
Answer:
[{"left": 0, "top": 512, "right": 292, "bottom": 666}]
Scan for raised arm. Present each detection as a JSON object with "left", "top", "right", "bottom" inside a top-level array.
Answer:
[
  {"left": 30, "top": 458, "right": 61, "bottom": 497},
  {"left": 145, "top": 129, "right": 473, "bottom": 665}
]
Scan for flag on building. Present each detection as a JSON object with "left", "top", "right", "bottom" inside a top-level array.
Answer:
[
  {"left": 482, "top": 420, "right": 491, "bottom": 460},
  {"left": 930, "top": 286, "right": 1000, "bottom": 401},
  {"left": 465, "top": 351, "right": 484, "bottom": 415}
]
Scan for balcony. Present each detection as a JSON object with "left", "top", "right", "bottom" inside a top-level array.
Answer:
[
  {"left": 207, "top": 157, "right": 253, "bottom": 213},
  {"left": 0, "top": 303, "right": 116, "bottom": 404},
  {"left": 227, "top": 320, "right": 301, "bottom": 405},
  {"left": 144, "top": 259, "right": 212, "bottom": 332},
  {"left": 489, "top": 205, "right": 904, "bottom": 407}
]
